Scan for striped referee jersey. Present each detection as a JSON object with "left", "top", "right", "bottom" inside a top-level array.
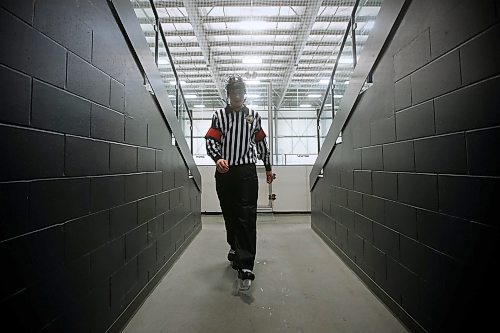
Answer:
[{"left": 205, "top": 105, "right": 271, "bottom": 171}]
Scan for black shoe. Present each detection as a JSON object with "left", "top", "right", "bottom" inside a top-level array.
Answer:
[
  {"left": 238, "top": 269, "right": 255, "bottom": 281},
  {"left": 227, "top": 249, "right": 236, "bottom": 262}
]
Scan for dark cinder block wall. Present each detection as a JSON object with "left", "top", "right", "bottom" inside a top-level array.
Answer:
[
  {"left": 312, "top": 0, "right": 500, "bottom": 332},
  {"left": 0, "top": 0, "right": 201, "bottom": 332}
]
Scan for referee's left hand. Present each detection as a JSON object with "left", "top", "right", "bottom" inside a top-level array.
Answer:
[
  {"left": 266, "top": 171, "right": 274, "bottom": 184},
  {"left": 216, "top": 159, "right": 229, "bottom": 173}
]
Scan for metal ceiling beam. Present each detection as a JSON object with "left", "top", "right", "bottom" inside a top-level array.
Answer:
[
  {"left": 274, "top": 0, "right": 324, "bottom": 110},
  {"left": 182, "top": 0, "right": 225, "bottom": 101},
  {"left": 134, "top": 0, "right": 383, "bottom": 8},
  {"left": 138, "top": 15, "right": 374, "bottom": 24},
  {"left": 152, "top": 49, "right": 359, "bottom": 58},
  {"left": 160, "top": 67, "right": 353, "bottom": 73},
  {"left": 144, "top": 29, "right": 372, "bottom": 37},
  {"left": 147, "top": 40, "right": 366, "bottom": 48},
  {"left": 173, "top": 59, "right": 357, "bottom": 66}
]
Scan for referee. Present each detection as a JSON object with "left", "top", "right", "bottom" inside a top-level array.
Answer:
[{"left": 205, "top": 75, "right": 274, "bottom": 288}]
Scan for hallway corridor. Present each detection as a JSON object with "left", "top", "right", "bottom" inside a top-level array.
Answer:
[{"left": 123, "top": 215, "right": 408, "bottom": 333}]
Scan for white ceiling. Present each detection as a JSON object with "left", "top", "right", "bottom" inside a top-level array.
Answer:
[{"left": 132, "top": 0, "right": 383, "bottom": 111}]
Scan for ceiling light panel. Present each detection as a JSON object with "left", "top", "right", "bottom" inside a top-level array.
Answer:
[
  {"left": 277, "top": 22, "right": 300, "bottom": 30},
  {"left": 140, "top": 23, "right": 154, "bottom": 31},
  {"left": 208, "top": 35, "right": 229, "bottom": 42},
  {"left": 274, "top": 35, "right": 294, "bottom": 42},
  {"left": 156, "top": 8, "right": 168, "bottom": 17},
  {"left": 134, "top": 9, "right": 147, "bottom": 18},
  {"left": 319, "top": 7, "right": 339, "bottom": 16},
  {"left": 289, "top": 6, "right": 306, "bottom": 15},
  {"left": 160, "top": 23, "right": 176, "bottom": 30},
  {"left": 173, "top": 23, "right": 194, "bottom": 30},
  {"left": 229, "top": 21, "right": 277, "bottom": 30},
  {"left": 134, "top": 0, "right": 383, "bottom": 111},
  {"left": 165, "top": 36, "right": 182, "bottom": 43},
  {"left": 182, "top": 36, "right": 198, "bottom": 44},
  {"left": 327, "top": 22, "right": 350, "bottom": 30},
  {"left": 358, "top": 7, "right": 381, "bottom": 16},
  {"left": 167, "top": 7, "right": 187, "bottom": 16},
  {"left": 312, "top": 22, "right": 330, "bottom": 30},
  {"left": 205, "top": 23, "right": 226, "bottom": 30},
  {"left": 199, "top": 7, "right": 224, "bottom": 16},
  {"left": 336, "top": 6, "right": 354, "bottom": 16}
]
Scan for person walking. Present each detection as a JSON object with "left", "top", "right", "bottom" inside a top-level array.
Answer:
[{"left": 205, "top": 75, "right": 274, "bottom": 290}]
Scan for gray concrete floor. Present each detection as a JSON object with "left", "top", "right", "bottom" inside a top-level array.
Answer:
[{"left": 122, "top": 214, "right": 409, "bottom": 333}]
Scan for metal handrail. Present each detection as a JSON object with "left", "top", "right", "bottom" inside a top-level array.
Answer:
[
  {"left": 310, "top": 0, "right": 409, "bottom": 190},
  {"left": 109, "top": 0, "right": 201, "bottom": 190},
  {"left": 316, "top": 0, "right": 361, "bottom": 148},
  {"left": 148, "top": 0, "right": 193, "bottom": 150}
]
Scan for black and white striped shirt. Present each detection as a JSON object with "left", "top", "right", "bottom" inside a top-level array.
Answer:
[{"left": 205, "top": 105, "right": 271, "bottom": 171}]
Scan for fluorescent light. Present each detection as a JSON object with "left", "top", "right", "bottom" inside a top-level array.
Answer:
[
  {"left": 170, "top": 80, "right": 186, "bottom": 85},
  {"left": 365, "top": 21, "right": 375, "bottom": 30},
  {"left": 246, "top": 80, "right": 261, "bottom": 85},
  {"left": 246, "top": 94, "right": 260, "bottom": 98},
  {"left": 184, "top": 94, "right": 197, "bottom": 99},
  {"left": 238, "top": 21, "right": 268, "bottom": 30},
  {"left": 300, "top": 104, "right": 311, "bottom": 107},
  {"left": 344, "top": 80, "right": 350, "bottom": 84},
  {"left": 325, "top": 104, "right": 332, "bottom": 107},
  {"left": 242, "top": 57, "right": 262, "bottom": 64},
  {"left": 308, "top": 94, "right": 321, "bottom": 98},
  {"left": 339, "top": 57, "right": 353, "bottom": 64},
  {"left": 319, "top": 79, "right": 330, "bottom": 84},
  {"left": 193, "top": 104, "right": 205, "bottom": 108},
  {"left": 334, "top": 95, "right": 343, "bottom": 98}
]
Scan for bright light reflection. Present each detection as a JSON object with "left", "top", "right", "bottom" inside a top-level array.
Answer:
[
  {"left": 238, "top": 21, "right": 270, "bottom": 30},
  {"left": 242, "top": 57, "right": 262, "bottom": 64}
]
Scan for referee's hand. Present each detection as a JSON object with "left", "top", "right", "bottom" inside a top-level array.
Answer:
[
  {"left": 266, "top": 171, "right": 275, "bottom": 184},
  {"left": 216, "top": 159, "right": 229, "bottom": 173}
]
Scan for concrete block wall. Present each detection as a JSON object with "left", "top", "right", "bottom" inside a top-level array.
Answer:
[
  {"left": 311, "top": 0, "right": 500, "bottom": 332},
  {"left": 0, "top": 0, "right": 201, "bottom": 332}
]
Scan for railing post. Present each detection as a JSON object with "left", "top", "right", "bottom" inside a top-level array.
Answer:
[
  {"left": 316, "top": 108, "right": 321, "bottom": 154},
  {"left": 154, "top": 18, "right": 159, "bottom": 66},
  {"left": 331, "top": 82, "right": 335, "bottom": 120},
  {"left": 267, "top": 82, "right": 273, "bottom": 162},
  {"left": 351, "top": 13, "right": 357, "bottom": 68},
  {"left": 149, "top": 0, "right": 159, "bottom": 66},
  {"left": 190, "top": 122, "right": 193, "bottom": 154},
  {"left": 316, "top": 0, "right": 361, "bottom": 154},
  {"left": 175, "top": 83, "right": 179, "bottom": 118}
]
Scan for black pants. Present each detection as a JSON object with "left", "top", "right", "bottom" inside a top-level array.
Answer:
[{"left": 215, "top": 164, "right": 258, "bottom": 270}]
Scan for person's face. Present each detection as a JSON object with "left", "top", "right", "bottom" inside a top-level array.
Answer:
[{"left": 228, "top": 89, "right": 245, "bottom": 108}]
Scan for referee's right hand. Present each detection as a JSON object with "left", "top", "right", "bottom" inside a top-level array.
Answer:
[{"left": 216, "top": 159, "right": 229, "bottom": 173}]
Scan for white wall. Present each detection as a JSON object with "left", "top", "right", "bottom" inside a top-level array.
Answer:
[{"left": 200, "top": 165, "right": 312, "bottom": 213}]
